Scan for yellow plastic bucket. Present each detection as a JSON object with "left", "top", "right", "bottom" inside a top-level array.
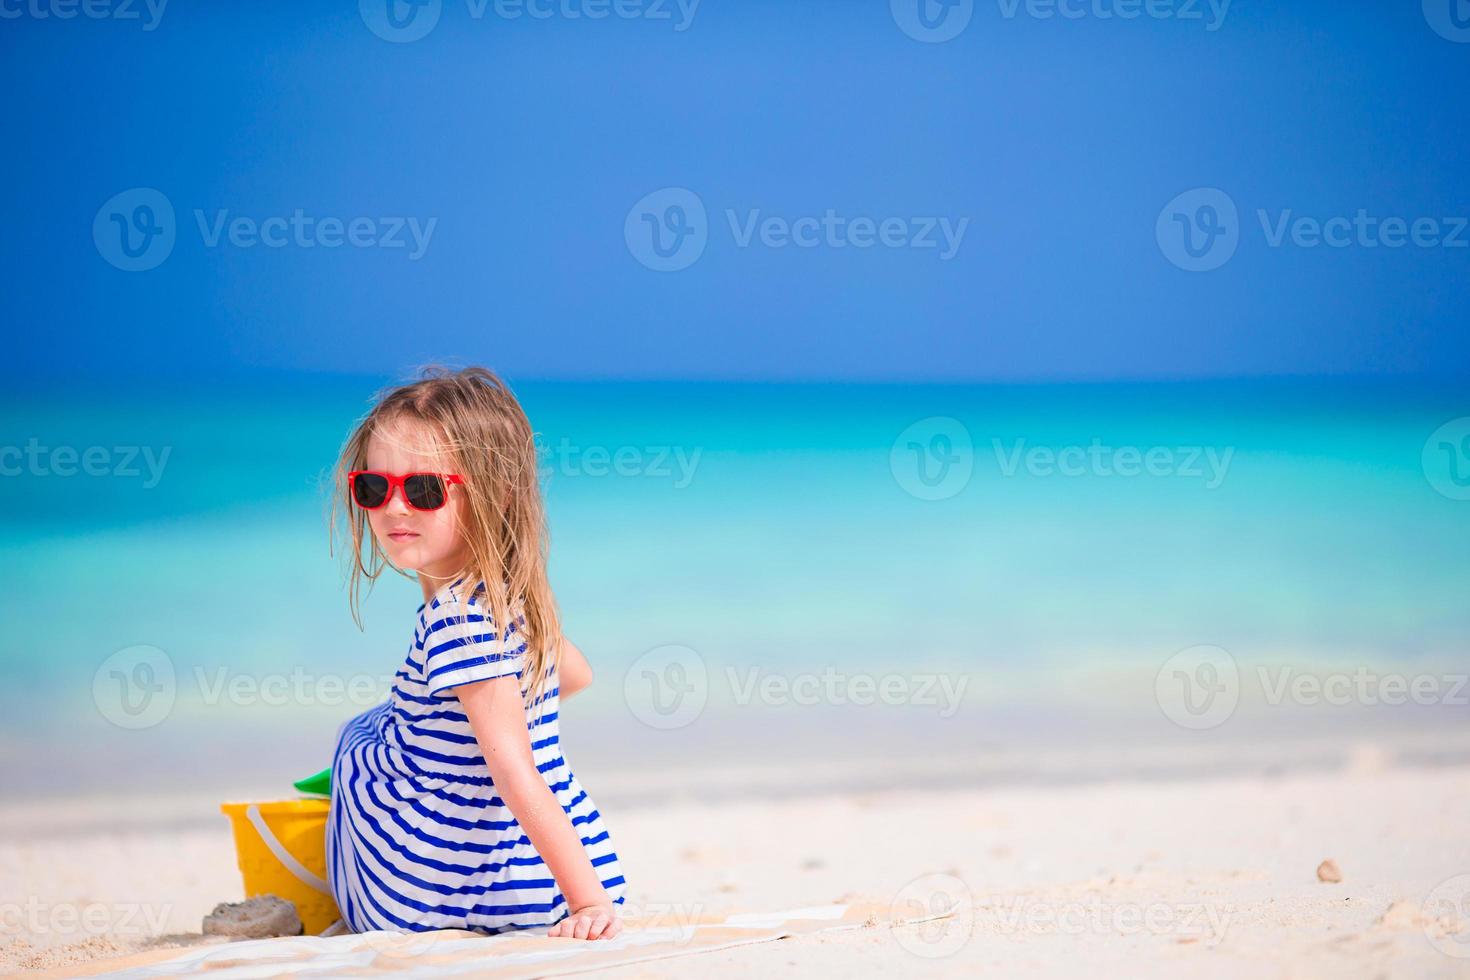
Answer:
[{"left": 220, "top": 799, "right": 342, "bottom": 935}]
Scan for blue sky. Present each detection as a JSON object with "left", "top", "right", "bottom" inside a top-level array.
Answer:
[{"left": 2, "top": 0, "right": 1467, "bottom": 382}]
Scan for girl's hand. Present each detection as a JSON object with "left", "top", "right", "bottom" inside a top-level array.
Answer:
[{"left": 548, "top": 902, "right": 622, "bottom": 941}]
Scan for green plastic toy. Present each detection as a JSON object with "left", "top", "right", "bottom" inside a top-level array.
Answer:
[{"left": 293, "top": 767, "right": 331, "bottom": 797}]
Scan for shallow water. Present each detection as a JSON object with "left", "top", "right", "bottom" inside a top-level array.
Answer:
[{"left": 2, "top": 377, "right": 1466, "bottom": 793}]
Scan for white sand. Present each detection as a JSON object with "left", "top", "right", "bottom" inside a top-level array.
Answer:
[{"left": 3, "top": 754, "right": 1469, "bottom": 977}]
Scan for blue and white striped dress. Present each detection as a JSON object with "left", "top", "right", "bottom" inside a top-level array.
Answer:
[{"left": 326, "top": 580, "right": 628, "bottom": 934}]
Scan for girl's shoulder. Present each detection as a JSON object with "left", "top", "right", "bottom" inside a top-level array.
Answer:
[
  {"left": 418, "top": 579, "right": 523, "bottom": 628},
  {"left": 418, "top": 578, "right": 482, "bottom": 624}
]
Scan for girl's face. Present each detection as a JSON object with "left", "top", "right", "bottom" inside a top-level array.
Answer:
[{"left": 361, "top": 420, "right": 470, "bottom": 581}]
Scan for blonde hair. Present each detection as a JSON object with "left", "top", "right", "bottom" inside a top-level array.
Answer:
[{"left": 331, "top": 366, "right": 559, "bottom": 705}]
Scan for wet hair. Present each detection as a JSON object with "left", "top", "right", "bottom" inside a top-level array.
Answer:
[{"left": 332, "top": 365, "right": 560, "bottom": 704}]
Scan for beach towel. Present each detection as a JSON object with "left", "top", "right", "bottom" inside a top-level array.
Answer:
[{"left": 28, "top": 899, "right": 956, "bottom": 979}]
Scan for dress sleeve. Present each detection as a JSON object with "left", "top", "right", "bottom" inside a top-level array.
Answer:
[{"left": 420, "top": 586, "right": 527, "bottom": 698}]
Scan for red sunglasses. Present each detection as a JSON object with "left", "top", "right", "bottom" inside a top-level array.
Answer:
[{"left": 348, "top": 471, "right": 464, "bottom": 511}]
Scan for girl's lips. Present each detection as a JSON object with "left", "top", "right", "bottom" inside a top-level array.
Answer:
[{"left": 387, "top": 530, "right": 419, "bottom": 542}]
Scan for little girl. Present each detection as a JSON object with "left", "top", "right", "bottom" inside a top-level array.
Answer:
[{"left": 325, "top": 367, "right": 628, "bottom": 941}]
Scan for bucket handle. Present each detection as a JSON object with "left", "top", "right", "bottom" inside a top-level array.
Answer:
[{"left": 246, "top": 804, "right": 333, "bottom": 896}]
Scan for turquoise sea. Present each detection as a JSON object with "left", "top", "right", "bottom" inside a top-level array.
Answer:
[{"left": 1, "top": 378, "right": 1467, "bottom": 795}]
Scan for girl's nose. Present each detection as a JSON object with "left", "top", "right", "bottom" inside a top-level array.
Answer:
[{"left": 383, "top": 485, "right": 413, "bottom": 515}]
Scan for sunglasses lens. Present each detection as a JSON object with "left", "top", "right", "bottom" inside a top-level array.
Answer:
[
  {"left": 351, "top": 473, "right": 390, "bottom": 509},
  {"left": 404, "top": 474, "right": 448, "bottom": 510}
]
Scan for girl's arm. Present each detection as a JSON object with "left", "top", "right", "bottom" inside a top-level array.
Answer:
[
  {"left": 455, "top": 675, "right": 622, "bottom": 941},
  {"left": 558, "top": 638, "right": 593, "bottom": 700}
]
